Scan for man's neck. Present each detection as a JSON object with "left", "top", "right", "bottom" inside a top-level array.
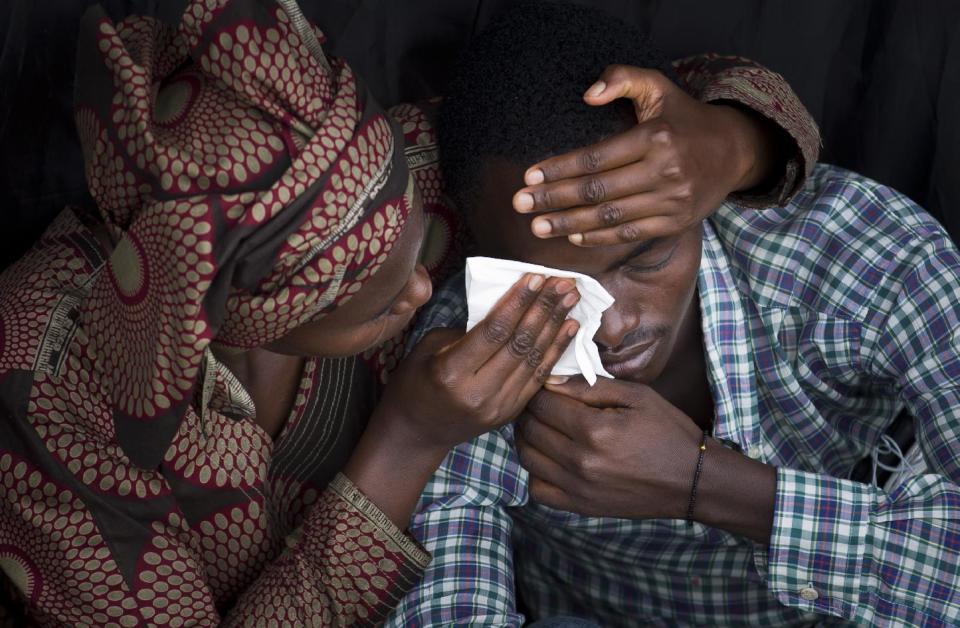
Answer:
[{"left": 650, "top": 293, "right": 714, "bottom": 431}]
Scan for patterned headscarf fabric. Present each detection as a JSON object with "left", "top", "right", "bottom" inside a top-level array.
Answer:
[{"left": 73, "top": 0, "right": 414, "bottom": 467}]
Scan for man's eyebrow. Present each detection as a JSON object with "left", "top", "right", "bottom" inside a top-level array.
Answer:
[{"left": 605, "top": 238, "right": 660, "bottom": 272}]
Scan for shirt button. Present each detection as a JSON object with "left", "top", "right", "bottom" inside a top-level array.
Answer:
[
  {"left": 747, "top": 445, "right": 762, "bottom": 459},
  {"left": 800, "top": 586, "right": 819, "bottom": 601}
]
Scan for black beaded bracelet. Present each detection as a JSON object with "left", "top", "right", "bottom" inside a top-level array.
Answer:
[{"left": 685, "top": 430, "right": 709, "bottom": 527}]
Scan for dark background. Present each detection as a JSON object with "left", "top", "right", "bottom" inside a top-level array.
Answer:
[{"left": 2, "top": 0, "right": 959, "bottom": 269}]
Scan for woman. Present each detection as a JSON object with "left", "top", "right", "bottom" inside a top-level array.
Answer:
[{"left": 0, "top": 0, "right": 819, "bottom": 624}]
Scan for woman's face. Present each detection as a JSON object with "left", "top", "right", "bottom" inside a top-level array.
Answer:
[{"left": 267, "top": 199, "right": 432, "bottom": 358}]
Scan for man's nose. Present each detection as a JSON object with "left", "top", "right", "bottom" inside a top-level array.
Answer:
[{"left": 594, "top": 304, "right": 640, "bottom": 351}]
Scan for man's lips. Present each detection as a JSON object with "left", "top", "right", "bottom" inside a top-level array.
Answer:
[{"left": 600, "top": 338, "right": 659, "bottom": 376}]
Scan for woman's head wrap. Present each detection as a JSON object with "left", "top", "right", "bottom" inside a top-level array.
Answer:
[{"left": 74, "top": 0, "right": 415, "bottom": 466}]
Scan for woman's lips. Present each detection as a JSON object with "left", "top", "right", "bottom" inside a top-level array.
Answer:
[{"left": 600, "top": 339, "right": 659, "bottom": 378}]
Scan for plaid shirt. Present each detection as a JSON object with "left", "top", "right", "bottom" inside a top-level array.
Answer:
[{"left": 386, "top": 165, "right": 960, "bottom": 627}]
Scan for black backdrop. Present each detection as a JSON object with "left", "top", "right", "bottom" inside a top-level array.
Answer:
[{"left": 2, "top": 0, "right": 958, "bottom": 269}]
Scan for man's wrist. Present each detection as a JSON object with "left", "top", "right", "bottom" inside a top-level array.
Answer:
[{"left": 692, "top": 438, "right": 777, "bottom": 544}]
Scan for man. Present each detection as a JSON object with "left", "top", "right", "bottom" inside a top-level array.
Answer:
[{"left": 388, "top": 3, "right": 960, "bottom": 626}]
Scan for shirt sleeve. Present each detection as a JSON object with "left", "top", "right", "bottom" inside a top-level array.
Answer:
[
  {"left": 759, "top": 231, "right": 960, "bottom": 625},
  {"left": 672, "top": 54, "right": 821, "bottom": 207},
  {"left": 384, "top": 429, "right": 527, "bottom": 627},
  {"left": 224, "top": 473, "right": 431, "bottom": 626}
]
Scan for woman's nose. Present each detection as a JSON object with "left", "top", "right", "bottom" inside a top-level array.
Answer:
[{"left": 392, "top": 263, "right": 432, "bottom": 316}]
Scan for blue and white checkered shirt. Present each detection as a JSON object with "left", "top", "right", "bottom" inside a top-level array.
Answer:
[{"left": 386, "top": 165, "right": 960, "bottom": 627}]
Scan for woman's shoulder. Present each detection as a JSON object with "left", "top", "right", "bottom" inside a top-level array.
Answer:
[{"left": 0, "top": 207, "right": 109, "bottom": 374}]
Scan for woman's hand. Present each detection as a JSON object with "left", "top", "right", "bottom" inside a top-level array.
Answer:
[
  {"left": 343, "top": 274, "right": 579, "bottom": 527},
  {"left": 380, "top": 274, "right": 580, "bottom": 451},
  {"left": 513, "top": 65, "right": 785, "bottom": 246}
]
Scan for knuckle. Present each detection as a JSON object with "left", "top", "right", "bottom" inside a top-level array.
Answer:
[
  {"left": 549, "top": 306, "right": 568, "bottom": 325},
  {"left": 508, "top": 329, "right": 536, "bottom": 357},
  {"left": 617, "top": 222, "right": 642, "bottom": 243},
  {"left": 660, "top": 159, "right": 683, "bottom": 180},
  {"left": 516, "top": 285, "right": 539, "bottom": 309},
  {"left": 481, "top": 319, "right": 511, "bottom": 345},
  {"left": 606, "top": 64, "right": 631, "bottom": 83},
  {"left": 650, "top": 121, "right": 674, "bottom": 146},
  {"left": 536, "top": 289, "right": 561, "bottom": 311},
  {"left": 573, "top": 453, "right": 597, "bottom": 479},
  {"left": 542, "top": 162, "right": 563, "bottom": 182},
  {"left": 586, "top": 425, "right": 610, "bottom": 449},
  {"left": 577, "top": 149, "right": 603, "bottom": 173},
  {"left": 525, "top": 346, "right": 545, "bottom": 369},
  {"left": 534, "top": 188, "right": 553, "bottom": 208},
  {"left": 552, "top": 213, "right": 571, "bottom": 235},
  {"left": 672, "top": 183, "right": 694, "bottom": 202},
  {"left": 463, "top": 388, "right": 486, "bottom": 414},
  {"left": 429, "top": 359, "right": 457, "bottom": 389},
  {"left": 533, "top": 364, "right": 550, "bottom": 384},
  {"left": 598, "top": 203, "right": 623, "bottom": 226},
  {"left": 579, "top": 177, "right": 606, "bottom": 204}
]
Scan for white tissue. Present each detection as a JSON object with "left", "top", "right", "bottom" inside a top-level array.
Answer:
[{"left": 465, "top": 256, "right": 615, "bottom": 385}]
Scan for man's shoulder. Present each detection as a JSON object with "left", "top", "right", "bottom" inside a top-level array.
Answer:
[{"left": 710, "top": 164, "right": 958, "bottom": 316}]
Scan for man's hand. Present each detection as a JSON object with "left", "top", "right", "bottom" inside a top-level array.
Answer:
[
  {"left": 515, "top": 377, "right": 777, "bottom": 544},
  {"left": 515, "top": 377, "right": 703, "bottom": 520},
  {"left": 513, "top": 65, "right": 784, "bottom": 246}
]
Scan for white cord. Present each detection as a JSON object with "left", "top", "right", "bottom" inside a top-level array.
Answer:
[{"left": 871, "top": 434, "right": 915, "bottom": 487}]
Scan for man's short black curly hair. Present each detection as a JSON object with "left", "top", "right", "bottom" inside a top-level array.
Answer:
[{"left": 438, "top": 1, "right": 674, "bottom": 211}]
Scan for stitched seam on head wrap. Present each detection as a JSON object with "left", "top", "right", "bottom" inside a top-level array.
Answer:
[
  {"left": 276, "top": 0, "right": 331, "bottom": 75},
  {"left": 286, "top": 135, "right": 395, "bottom": 279},
  {"left": 300, "top": 262, "right": 347, "bottom": 321}
]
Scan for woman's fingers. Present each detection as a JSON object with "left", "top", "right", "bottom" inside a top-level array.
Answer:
[
  {"left": 569, "top": 215, "right": 678, "bottom": 247},
  {"left": 442, "top": 273, "right": 546, "bottom": 372},
  {"left": 517, "top": 125, "right": 648, "bottom": 195},
  {"left": 517, "top": 66, "right": 673, "bottom": 193},
  {"left": 519, "top": 157, "right": 664, "bottom": 227},
  {"left": 509, "top": 317, "right": 579, "bottom": 402},
  {"left": 583, "top": 64, "right": 671, "bottom": 115},
  {"left": 480, "top": 277, "right": 579, "bottom": 378}
]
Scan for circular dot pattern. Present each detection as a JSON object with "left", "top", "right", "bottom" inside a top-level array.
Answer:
[
  {"left": 163, "top": 405, "right": 268, "bottom": 490},
  {"left": 83, "top": 199, "right": 217, "bottom": 419},
  {"left": 27, "top": 372, "right": 168, "bottom": 499},
  {"left": 0, "top": 453, "right": 138, "bottom": 626},
  {"left": 133, "top": 513, "right": 218, "bottom": 625}
]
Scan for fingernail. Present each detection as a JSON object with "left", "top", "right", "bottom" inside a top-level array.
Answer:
[
  {"left": 555, "top": 279, "right": 575, "bottom": 294},
  {"left": 567, "top": 321, "right": 580, "bottom": 336},
  {"left": 528, "top": 274, "right": 544, "bottom": 290},
  {"left": 515, "top": 192, "right": 534, "bottom": 212},
  {"left": 586, "top": 80, "right": 606, "bottom": 98},
  {"left": 569, "top": 233, "right": 584, "bottom": 245},
  {"left": 525, "top": 169, "right": 545, "bottom": 185},
  {"left": 545, "top": 375, "right": 569, "bottom": 385},
  {"left": 562, "top": 291, "right": 579, "bottom": 307},
  {"left": 532, "top": 219, "right": 551, "bottom": 237}
]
